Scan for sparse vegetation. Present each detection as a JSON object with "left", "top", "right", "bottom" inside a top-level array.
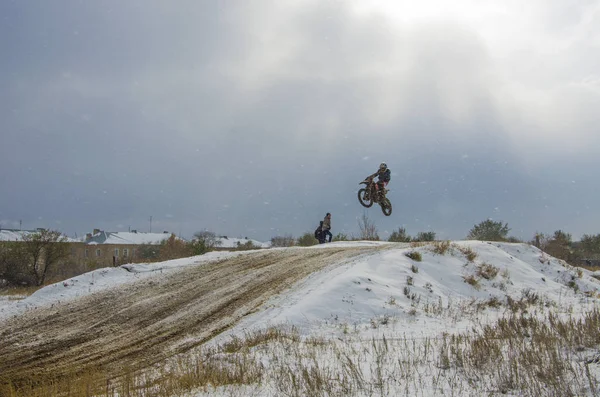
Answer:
[
  {"left": 7, "top": 307, "right": 600, "bottom": 397},
  {"left": 458, "top": 246, "right": 478, "bottom": 262},
  {"left": 358, "top": 213, "right": 379, "bottom": 241},
  {"left": 296, "top": 232, "right": 318, "bottom": 246},
  {"left": 405, "top": 251, "right": 422, "bottom": 261},
  {"left": 431, "top": 240, "right": 451, "bottom": 255},
  {"left": 463, "top": 274, "right": 480, "bottom": 289},
  {"left": 415, "top": 231, "right": 436, "bottom": 242},
  {"left": 270, "top": 234, "right": 295, "bottom": 247},
  {"left": 476, "top": 262, "right": 500, "bottom": 280},
  {"left": 4, "top": 235, "right": 600, "bottom": 397},
  {"left": 333, "top": 232, "right": 349, "bottom": 242},
  {"left": 234, "top": 240, "right": 262, "bottom": 250},
  {"left": 388, "top": 227, "right": 411, "bottom": 242}
]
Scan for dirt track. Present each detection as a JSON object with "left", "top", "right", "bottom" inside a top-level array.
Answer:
[{"left": 0, "top": 246, "right": 383, "bottom": 384}]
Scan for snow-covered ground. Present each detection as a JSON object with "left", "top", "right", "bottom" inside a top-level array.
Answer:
[
  {"left": 215, "top": 236, "right": 271, "bottom": 248},
  {"left": 2, "top": 241, "right": 600, "bottom": 396}
]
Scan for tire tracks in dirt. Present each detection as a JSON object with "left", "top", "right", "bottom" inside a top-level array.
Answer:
[{"left": 0, "top": 245, "right": 385, "bottom": 385}]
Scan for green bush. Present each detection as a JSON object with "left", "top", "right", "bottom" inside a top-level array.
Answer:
[
  {"left": 271, "top": 235, "right": 295, "bottom": 247},
  {"left": 388, "top": 228, "right": 411, "bottom": 242},
  {"left": 333, "top": 233, "right": 349, "bottom": 242},
  {"left": 415, "top": 231, "right": 436, "bottom": 242},
  {"left": 297, "top": 233, "right": 318, "bottom": 247},
  {"left": 467, "top": 220, "right": 510, "bottom": 241}
]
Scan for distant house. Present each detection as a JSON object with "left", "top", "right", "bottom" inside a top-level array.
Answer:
[
  {"left": 0, "top": 227, "right": 185, "bottom": 286},
  {"left": 78, "top": 229, "right": 180, "bottom": 266},
  {"left": 0, "top": 228, "right": 79, "bottom": 243},
  {"left": 215, "top": 236, "right": 270, "bottom": 249}
]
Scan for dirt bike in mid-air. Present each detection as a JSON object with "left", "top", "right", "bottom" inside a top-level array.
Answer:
[{"left": 358, "top": 177, "right": 392, "bottom": 216}]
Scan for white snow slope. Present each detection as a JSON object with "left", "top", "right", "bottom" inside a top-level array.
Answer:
[{"left": 2, "top": 241, "right": 600, "bottom": 396}]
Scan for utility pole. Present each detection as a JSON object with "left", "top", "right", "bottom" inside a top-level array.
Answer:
[
  {"left": 20, "top": 220, "right": 22, "bottom": 231},
  {"left": 149, "top": 216, "right": 153, "bottom": 233}
]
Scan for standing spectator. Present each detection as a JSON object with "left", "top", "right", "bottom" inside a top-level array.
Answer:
[{"left": 322, "top": 213, "right": 332, "bottom": 243}]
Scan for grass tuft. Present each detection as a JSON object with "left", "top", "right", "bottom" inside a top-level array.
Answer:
[
  {"left": 476, "top": 263, "right": 499, "bottom": 280},
  {"left": 405, "top": 251, "right": 422, "bottom": 262}
]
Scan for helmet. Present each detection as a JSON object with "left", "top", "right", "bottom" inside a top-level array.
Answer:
[{"left": 379, "top": 162, "right": 387, "bottom": 170}]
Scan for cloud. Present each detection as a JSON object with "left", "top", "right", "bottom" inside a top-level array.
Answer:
[{"left": 1, "top": 0, "right": 599, "bottom": 239}]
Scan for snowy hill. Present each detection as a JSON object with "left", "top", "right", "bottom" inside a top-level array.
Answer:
[{"left": 1, "top": 241, "right": 600, "bottom": 396}]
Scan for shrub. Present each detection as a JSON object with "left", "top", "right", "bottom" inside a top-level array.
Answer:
[
  {"left": 467, "top": 219, "right": 510, "bottom": 241},
  {"left": 405, "top": 251, "right": 422, "bottom": 261},
  {"left": 158, "top": 234, "right": 193, "bottom": 261},
  {"left": 415, "top": 231, "right": 436, "bottom": 242},
  {"left": 431, "top": 241, "right": 451, "bottom": 255},
  {"left": 270, "top": 235, "right": 295, "bottom": 247},
  {"left": 480, "top": 264, "right": 499, "bottom": 280},
  {"left": 296, "top": 232, "right": 318, "bottom": 247},
  {"left": 463, "top": 274, "right": 480, "bottom": 289},
  {"left": 234, "top": 241, "right": 262, "bottom": 250},
  {"left": 458, "top": 246, "right": 477, "bottom": 262},
  {"left": 388, "top": 227, "right": 411, "bottom": 242},
  {"left": 333, "top": 233, "right": 349, "bottom": 242},
  {"left": 476, "top": 263, "right": 499, "bottom": 280}
]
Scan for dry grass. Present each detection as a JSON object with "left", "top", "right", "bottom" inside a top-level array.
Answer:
[
  {"left": 0, "top": 285, "right": 42, "bottom": 297},
  {"left": 462, "top": 274, "right": 480, "bottom": 290},
  {"left": 476, "top": 262, "right": 499, "bottom": 280},
  {"left": 405, "top": 251, "right": 422, "bottom": 262},
  {"left": 4, "top": 305, "right": 600, "bottom": 397},
  {"left": 2, "top": 246, "right": 599, "bottom": 397},
  {"left": 458, "top": 246, "right": 478, "bottom": 262},
  {"left": 431, "top": 241, "right": 451, "bottom": 255}
]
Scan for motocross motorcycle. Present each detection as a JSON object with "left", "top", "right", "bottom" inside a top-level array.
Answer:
[{"left": 358, "top": 177, "right": 392, "bottom": 216}]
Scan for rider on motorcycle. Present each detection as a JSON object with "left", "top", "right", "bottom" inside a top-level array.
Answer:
[{"left": 367, "top": 163, "right": 391, "bottom": 199}]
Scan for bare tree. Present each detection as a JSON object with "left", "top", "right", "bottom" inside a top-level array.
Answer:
[
  {"left": 22, "top": 229, "right": 69, "bottom": 286},
  {"left": 191, "top": 231, "right": 222, "bottom": 255},
  {"left": 358, "top": 213, "right": 379, "bottom": 241}
]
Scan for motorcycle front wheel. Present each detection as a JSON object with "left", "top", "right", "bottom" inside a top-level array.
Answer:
[
  {"left": 380, "top": 198, "right": 392, "bottom": 216},
  {"left": 358, "top": 188, "right": 373, "bottom": 208}
]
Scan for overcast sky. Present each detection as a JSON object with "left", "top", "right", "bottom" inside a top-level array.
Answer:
[{"left": 1, "top": 0, "right": 599, "bottom": 241}]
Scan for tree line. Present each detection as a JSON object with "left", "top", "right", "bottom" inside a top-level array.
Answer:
[
  {"left": 3, "top": 219, "right": 599, "bottom": 288},
  {"left": 273, "top": 218, "right": 600, "bottom": 267}
]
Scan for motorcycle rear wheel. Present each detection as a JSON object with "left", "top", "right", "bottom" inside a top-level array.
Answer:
[{"left": 380, "top": 198, "right": 392, "bottom": 216}]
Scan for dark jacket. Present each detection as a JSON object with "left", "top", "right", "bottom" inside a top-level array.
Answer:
[
  {"left": 370, "top": 168, "right": 391, "bottom": 183},
  {"left": 315, "top": 221, "right": 323, "bottom": 238}
]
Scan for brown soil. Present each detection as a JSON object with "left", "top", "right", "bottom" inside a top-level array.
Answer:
[{"left": 0, "top": 246, "right": 384, "bottom": 385}]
